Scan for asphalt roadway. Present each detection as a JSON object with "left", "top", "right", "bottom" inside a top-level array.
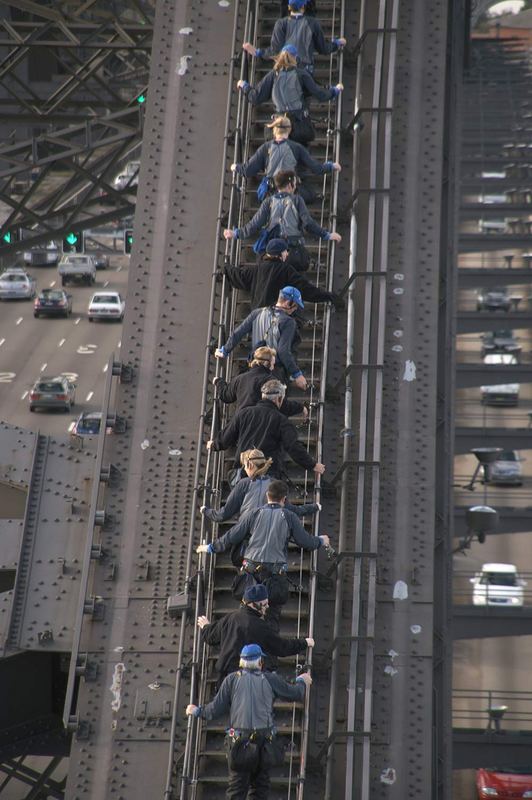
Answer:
[{"left": 0, "top": 252, "right": 128, "bottom": 437}]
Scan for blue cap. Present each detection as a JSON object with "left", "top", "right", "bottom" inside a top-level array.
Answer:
[
  {"left": 240, "top": 643, "right": 265, "bottom": 658},
  {"left": 244, "top": 583, "right": 268, "bottom": 602},
  {"left": 289, "top": 0, "right": 308, "bottom": 9},
  {"left": 266, "top": 238, "right": 289, "bottom": 256},
  {"left": 280, "top": 285, "right": 304, "bottom": 309},
  {"left": 281, "top": 44, "right": 298, "bottom": 58}
]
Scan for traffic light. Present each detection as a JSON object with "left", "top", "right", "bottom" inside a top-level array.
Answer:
[
  {"left": 124, "top": 229, "right": 133, "bottom": 254},
  {"left": 1, "top": 228, "right": 18, "bottom": 245},
  {"left": 62, "top": 231, "right": 84, "bottom": 253},
  {"left": 135, "top": 92, "right": 146, "bottom": 105}
]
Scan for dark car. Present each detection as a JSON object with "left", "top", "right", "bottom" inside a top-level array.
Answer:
[
  {"left": 33, "top": 288, "right": 73, "bottom": 318},
  {"left": 71, "top": 410, "right": 126, "bottom": 437},
  {"left": 72, "top": 411, "right": 102, "bottom": 436},
  {"left": 476, "top": 287, "right": 513, "bottom": 312},
  {"left": 481, "top": 329, "right": 521, "bottom": 357},
  {"left": 92, "top": 252, "right": 110, "bottom": 270},
  {"left": 29, "top": 376, "right": 76, "bottom": 412}
]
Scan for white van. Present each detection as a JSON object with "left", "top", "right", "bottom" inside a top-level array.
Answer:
[
  {"left": 478, "top": 219, "right": 509, "bottom": 233},
  {"left": 471, "top": 563, "right": 525, "bottom": 607}
]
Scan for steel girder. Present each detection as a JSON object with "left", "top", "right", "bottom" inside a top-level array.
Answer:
[
  {"left": 0, "top": 755, "right": 66, "bottom": 799},
  {"left": 453, "top": 730, "right": 532, "bottom": 770},
  {"left": 0, "top": 1, "right": 153, "bottom": 119},
  {"left": 0, "top": 106, "right": 140, "bottom": 254},
  {"left": 0, "top": 1, "right": 153, "bottom": 253}
]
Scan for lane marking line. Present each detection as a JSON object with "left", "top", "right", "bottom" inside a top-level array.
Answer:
[
  {"left": 86, "top": 391, "right": 94, "bottom": 401},
  {"left": 103, "top": 363, "right": 108, "bottom": 372},
  {"left": 21, "top": 390, "right": 28, "bottom": 400},
  {"left": 74, "top": 318, "right": 81, "bottom": 325},
  {"left": 49, "top": 280, "right": 56, "bottom": 287},
  {"left": 40, "top": 362, "right": 47, "bottom": 372},
  {"left": 58, "top": 338, "right": 66, "bottom": 347},
  {"left": 103, "top": 280, "right": 109, "bottom": 287},
  {"left": 68, "top": 421, "right": 76, "bottom": 432},
  {"left": 0, "top": 338, "right": 5, "bottom": 347},
  {"left": 16, "top": 317, "right": 23, "bottom": 325}
]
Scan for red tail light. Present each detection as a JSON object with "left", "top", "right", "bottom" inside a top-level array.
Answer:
[
  {"left": 30, "top": 392, "right": 40, "bottom": 400},
  {"left": 56, "top": 394, "right": 67, "bottom": 401}
]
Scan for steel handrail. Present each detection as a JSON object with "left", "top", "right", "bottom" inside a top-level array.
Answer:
[
  {"left": 296, "top": 2, "right": 346, "bottom": 797},
  {"left": 324, "top": 0, "right": 398, "bottom": 796},
  {"left": 186, "top": 28, "right": 258, "bottom": 800}
]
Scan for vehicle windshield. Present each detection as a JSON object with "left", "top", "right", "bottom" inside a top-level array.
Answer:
[
  {"left": 78, "top": 417, "right": 101, "bottom": 434},
  {"left": 40, "top": 290, "right": 64, "bottom": 300},
  {"left": 493, "top": 330, "right": 513, "bottom": 338},
  {"left": 92, "top": 295, "right": 119, "bottom": 304},
  {"left": 2, "top": 273, "right": 27, "bottom": 282},
  {"left": 497, "top": 451, "right": 517, "bottom": 461},
  {"left": 479, "top": 573, "right": 517, "bottom": 587},
  {"left": 62, "top": 256, "right": 88, "bottom": 264},
  {"left": 485, "top": 767, "right": 532, "bottom": 774},
  {"left": 36, "top": 382, "right": 64, "bottom": 392}
]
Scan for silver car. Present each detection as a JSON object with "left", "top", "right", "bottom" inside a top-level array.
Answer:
[
  {"left": 29, "top": 375, "right": 76, "bottom": 412},
  {"left": 484, "top": 450, "right": 523, "bottom": 486},
  {"left": 23, "top": 240, "right": 60, "bottom": 267},
  {"left": 0, "top": 267, "right": 36, "bottom": 300}
]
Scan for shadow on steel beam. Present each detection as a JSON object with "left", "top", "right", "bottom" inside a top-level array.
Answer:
[
  {"left": 457, "top": 312, "right": 532, "bottom": 335},
  {"left": 0, "top": 715, "right": 70, "bottom": 761},
  {"left": 456, "top": 364, "right": 532, "bottom": 388},
  {"left": 453, "top": 729, "right": 532, "bottom": 770},
  {"left": 453, "top": 606, "right": 532, "bottom": 639},
  {"left": 458, "top": 269, "right": 532, "bottom": 289},
  {"left": 454, "top": 427, "right": 532, "bottom": 453}
]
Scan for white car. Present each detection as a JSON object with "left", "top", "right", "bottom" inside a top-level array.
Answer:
[
  {"left": 477, "top": 194, "right": 507, "bottom": 204},
  {"left": 480, "top": 353, "right": 520, "bottom": 406},
  {"left": 58, "top": 254, "right": 97, "bottom": 286},
  {"left": 471, "top": 563, "right": 525, "bottom": 607},
  {"left": 0, "top": 267, "right": 36, "bottom": 300},
  {"left": 113, "top": 160, "right": 140, "bottom": 191},
  {"left": 478, "top": 219, "right": 509, "bottom": 233},
  {"left": 480, "top": 171, "right": 506, "bottom": 179},
  {"left": 88, "top": 291, "right": 125, "bottom": 322}
]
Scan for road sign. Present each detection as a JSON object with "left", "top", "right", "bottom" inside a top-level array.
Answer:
[
  {"left": 1, "top": 229, "right": 18, "bottom": 245},
  {"left": 62, "top": 231, "right": 84, "bottom": 253},
  {"left": 124, "top": 229, "right": 133, "bottom": 254}
]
